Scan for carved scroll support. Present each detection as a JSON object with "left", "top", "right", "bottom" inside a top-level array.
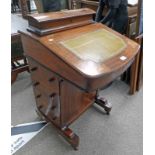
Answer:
[{"left": 95, "top": 90, "right": 112, "bottom": 115}]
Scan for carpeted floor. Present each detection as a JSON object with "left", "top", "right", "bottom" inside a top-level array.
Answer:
[{"left": 11, "top": 72, "right": 143, "bottom": 155}]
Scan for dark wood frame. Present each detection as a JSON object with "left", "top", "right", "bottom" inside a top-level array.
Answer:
[
  {"left": 129, "top": 0, "right": 143, "bottom": 94},
  {"left": 11, "top": 33, "right": 29, "bottom": 84}
]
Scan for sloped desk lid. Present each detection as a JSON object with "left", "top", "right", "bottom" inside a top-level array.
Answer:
[
  {"left": 60, "top": 29, "right": 126, "bottom": 63},
  {"left": 38, "top": 23, "right": 139, "bottom": 78},
  {"left": 19, "top": 23, "right": 139, "bottom": 78}
]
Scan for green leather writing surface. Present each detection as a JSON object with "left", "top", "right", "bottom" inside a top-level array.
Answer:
[{"left": 60, "top": 29, "right": 126, "bottom": 63}]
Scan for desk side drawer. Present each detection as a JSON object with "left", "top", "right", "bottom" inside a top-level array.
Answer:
[{"left": 28, "top": 58, "right": 60, "bottom": 126}]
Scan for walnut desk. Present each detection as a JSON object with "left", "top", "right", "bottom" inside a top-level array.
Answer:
[{"left": 19, "top": 8, "right": 140, "bottom": 150}]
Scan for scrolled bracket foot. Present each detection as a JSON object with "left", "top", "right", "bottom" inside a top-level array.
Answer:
[
  {"left": 95, "top": 97, "right": 112, "bottom": 114},
  {"left": 62, "top": 128, "right": 79, "bottom": 150}
]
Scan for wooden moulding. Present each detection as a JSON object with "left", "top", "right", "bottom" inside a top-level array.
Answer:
[{"left": 27, "top": 8, "right": 96, "bottom": 36}]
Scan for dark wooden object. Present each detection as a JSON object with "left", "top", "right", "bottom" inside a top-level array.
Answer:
[
  {"left": 11, "top": 33, "right": 29, "bottom": 83},
  {"left": 126, "top": 13, "right": 137, "bottom": 38},
  {"left": 19, "top": 9, "right": 139, "bottom": 149},
  {"left": 126, "top": 0, "right": 143, "bottom": 94},
  {"left": 136, "top": 35, "right": 143, "bottom": 91},
  {"left": 11, "top": 14, "right": 29, "bottom": 83},
  {"left": 130, "top": 34, "right": 143, "bottom": 94},
  {"left": 27, "top": 8, "right": 95, "bottom": 36}
]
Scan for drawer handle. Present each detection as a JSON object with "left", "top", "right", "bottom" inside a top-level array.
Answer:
[
  {"left": 36, "top": 94, "right": 42, "bottom": 98},
  {"left": 52, "top": 116, "right": 57, "bottom": 120},
  {"left": 30, "top": 67, "right": 38, "bottom": 72},
  {"left": 51, "top": 105, "right": 56, "bottom": 110},
  {"left": 50, "top": 93, "right": 56, "bottom": 97},
  {"left": 38, "top": 105, "right": 43, "bottom": 109},
  {"left": 49, "top": 77, "right": 55, "bottom": 82},
  {"left": 33, "top": 81, "right": 40, "bottom": 87}
]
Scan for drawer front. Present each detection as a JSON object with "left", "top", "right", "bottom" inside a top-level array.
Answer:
[{"left": 28, "top": 58, "right": 60, "bottom": 125}]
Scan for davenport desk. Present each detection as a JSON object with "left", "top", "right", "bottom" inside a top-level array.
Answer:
[{"left": 19, "top": 8, "right": 139, "bottom": 150}]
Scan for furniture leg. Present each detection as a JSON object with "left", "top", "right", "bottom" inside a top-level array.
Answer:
[
  {"left": 136, "top": 50, "right": 143, "bottom": 91},
  {"left": 37, "top": 107, "right": 79, "bottom": 150},
  {"left": 61, "top": 128, "right": 79, "bottom": 150},
  {"left": 11, "top": 64, "right": 29, "bottom": 84},
  {"left": 129, "top": 51, "right": 140, "bottom": 94},
  {"left": 11, "top": 71, "right": 18, "bottom": 84}
]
